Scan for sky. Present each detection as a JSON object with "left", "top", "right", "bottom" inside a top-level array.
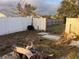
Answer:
[{"left": 0, "top": 0, "right": 62, "bottom": 15}]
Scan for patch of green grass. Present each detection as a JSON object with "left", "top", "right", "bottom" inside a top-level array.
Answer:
[{"left": 47, "top": 24, "right": 65, "bottom": 34}]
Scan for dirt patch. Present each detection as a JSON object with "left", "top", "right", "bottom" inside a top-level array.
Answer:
[
  {"left": 0, "top": 31, "right": 78, "bottom": 59},
  {"left": 0, "top": 31, "right": 39, "bottom": 56}
]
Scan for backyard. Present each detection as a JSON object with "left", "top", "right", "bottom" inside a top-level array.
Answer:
[
  {"left": 0, "top": 24, "right": 79, "bottom": 59},
  {"left": 0, "top": 0, "right": 79, "bottom": 59}
]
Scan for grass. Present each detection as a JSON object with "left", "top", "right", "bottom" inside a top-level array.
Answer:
[
  {"left": 67, "top": 47, "right": 78, "bottom": 59},
  {"left": 47, "top": 24, "right": 65, "bottom": 34}
]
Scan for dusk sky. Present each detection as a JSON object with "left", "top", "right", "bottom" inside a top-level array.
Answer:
[{"left": 0, "top": 0, "right": 62, "bottom": 15}]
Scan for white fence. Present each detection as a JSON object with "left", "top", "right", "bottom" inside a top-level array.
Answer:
[
  {"left": 47, "top": 19, "right": 64, "bottom": 26},
  {"left": 33, "top": 17, "right": 46, "bottom": 31},
  {"left": 0, "top": 17, "right": 46, "bottom": 35}
]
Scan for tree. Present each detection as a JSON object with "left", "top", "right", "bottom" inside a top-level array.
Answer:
[
  {"left": 56, "top": 0, "right": 79, "bottom": 18},
  {"left": 17, "top": 2, "right": 36, "bottom": 16},
  {"left": 42, "top": 15, "right": 51, "bottom": 19}
]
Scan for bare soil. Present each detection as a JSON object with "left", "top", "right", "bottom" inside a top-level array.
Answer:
[
  {"left": 0, "top": 31, "right": 78, "bottom": 59},
  {"left": 0, "top": 31, "right": 39, "bottom": 56}
]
